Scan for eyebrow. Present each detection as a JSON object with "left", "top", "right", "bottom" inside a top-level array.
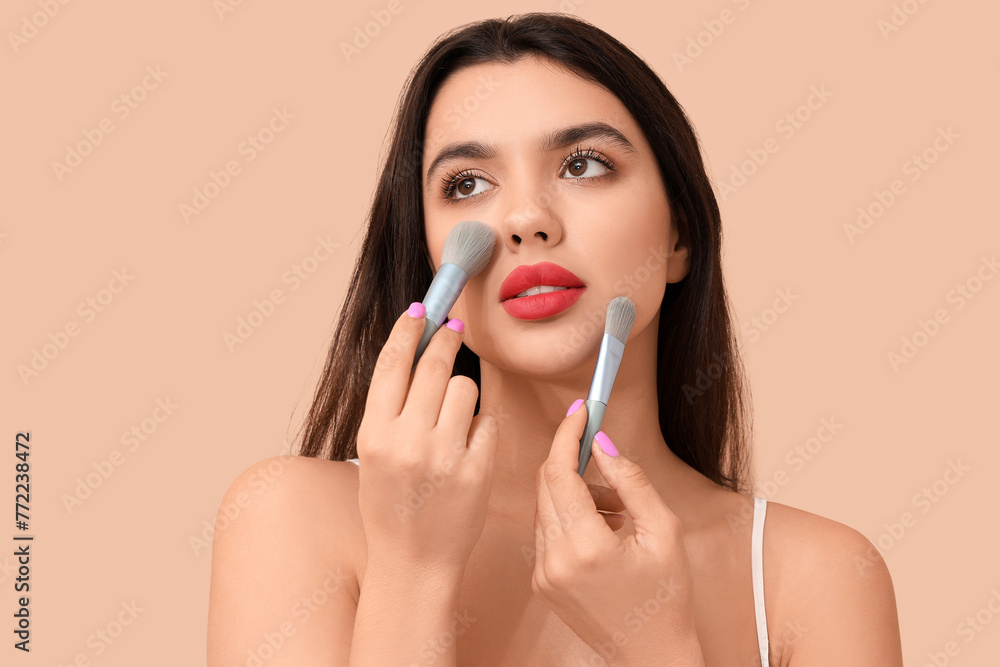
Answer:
[{"left": 424, "top": 121, "right": 638, "bottom": 182}]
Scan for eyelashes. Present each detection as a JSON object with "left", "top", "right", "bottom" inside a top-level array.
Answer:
[{"left": 438, "top": 144, "right": 618, "bottom": 204}]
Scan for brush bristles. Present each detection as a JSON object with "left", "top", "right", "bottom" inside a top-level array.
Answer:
[
  {"left": 441, "top": 220, "right": 496, "bottom": 277},
  {"left": 604, "top": 296, "right": 636, "bottom": 344}
]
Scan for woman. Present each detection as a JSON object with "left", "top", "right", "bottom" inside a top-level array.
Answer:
[{"left": 208, "top": 13, "right": 904, "bottom": 666}]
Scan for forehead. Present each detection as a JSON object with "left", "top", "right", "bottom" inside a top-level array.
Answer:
[{"left": 422, "top": 56, "right": 638, "bottom": 161}]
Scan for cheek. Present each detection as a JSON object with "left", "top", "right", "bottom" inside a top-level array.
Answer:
[
  {"left": 617, "top": 185, "right": 671, "bottom": 287},
  {"left": 423, "top": 207, "right": 449, "bottom": 266},
  {"left": 603, "top": 230, "right": 671, "bottom": 307}
]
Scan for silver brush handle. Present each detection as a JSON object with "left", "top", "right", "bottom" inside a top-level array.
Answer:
[
  {"left": 588, "top": 334, "right": 625, "bottom": 403},
  {"left": 412, "top": 263, "right": 467, "bottom": 370},
  {"left": 576, "top": 332, "right": 625, "bottom": 476},
  {"left": 577, "top": 399, "right": 608, "bottom": 476}
]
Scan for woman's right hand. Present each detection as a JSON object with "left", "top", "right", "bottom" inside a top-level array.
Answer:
[{"left": 355, "top": 302, "right": 499, "bottom": 576}]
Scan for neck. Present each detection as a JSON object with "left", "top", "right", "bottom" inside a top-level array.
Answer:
[{"left": 475, "top": 314, "right": 700, "bottom": 518}]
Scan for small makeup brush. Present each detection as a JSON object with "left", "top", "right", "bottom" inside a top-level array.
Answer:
[
  {"left": 411, "top": 220, "right": 497, "bottom": 370},
  {"left": 577, "top": 296, "right": 637, "bottom": 477}
]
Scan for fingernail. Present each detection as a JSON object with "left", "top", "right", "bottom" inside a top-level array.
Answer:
[
  {"left": 566, "top": 398, "right": 584, "bottom": 416},
  {"left": 446, "top": 318, "right": 464, "bottom": 333},
  {"left": 407, "top": 302, "right": 426, "bottom": 318},
  {"left": 595, "top": 431, "right": 618, "bottom": 457}
]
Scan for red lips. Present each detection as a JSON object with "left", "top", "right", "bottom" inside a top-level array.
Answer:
[{"left": 499, "top": 261, "right": 586, "bottom": 302}]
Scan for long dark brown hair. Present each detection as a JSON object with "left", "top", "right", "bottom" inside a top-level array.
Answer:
[{"left": 294, "top": 12, "right": 754, "bottom": 495}]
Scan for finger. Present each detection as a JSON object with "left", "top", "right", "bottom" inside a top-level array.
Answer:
[
  {"left": 435, "top": 374, "right": 479, "bottom": 446},
  {"left": 400, "top": 318, "right": 466, "bottom": 427},
  {"left": 588, "top": 484, "right": 625, "bottom": 513},
  {"left": 591, "top": 431, "right": 673, "bottom": 544},
  {"left": 465, "top": 412, "right": 500, "bottom": 479},
  {"left": 533, "top": 495, "right": 548, "bottom": 565},
  {"left": 365, "top": 304, "right": 429, "bottom": 421},
  {"left": 550, "top": 399, "right": 589, "bottom": 470},
  {"left": 600, "top": 512, "right": 627, "bottom": 531},
  {"left": 533, "top": 468, "right": 556, "bottom": 569},
  {"left": 539, "top": 404, "right": 606, "bottom": 537},
  {"left": 534, "top": 460, "right": 567, "bottom": 549}
]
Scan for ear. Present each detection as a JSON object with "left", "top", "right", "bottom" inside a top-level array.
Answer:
[{"left": 665, "top": 215, "right": 691, "bottom": 284}]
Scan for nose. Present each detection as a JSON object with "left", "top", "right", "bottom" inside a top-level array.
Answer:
[{"left": 498, "top": 182, "right": 563, "bottom": 253}]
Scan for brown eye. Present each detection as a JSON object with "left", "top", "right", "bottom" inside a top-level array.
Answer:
[
  {"left": 562, "top": 157, "right": 609, "bottom": 179},
  {"left": 447, "top": 174, "right": 493, "bottom": 200},
  {"left": 458, "top": 178, "right": 476, "bottom": 195}
]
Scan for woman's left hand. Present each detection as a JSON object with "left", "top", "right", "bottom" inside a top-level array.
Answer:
[{"left": 531, "top": 399, "right": 705, "bottom": 667}]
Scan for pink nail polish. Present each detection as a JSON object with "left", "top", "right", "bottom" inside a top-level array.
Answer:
[
  {"left": 446, "top": 318, "right": 464, "bottom": 333},
  {"left": 595, "top": 431, "right": 618, "bottom": 457},
  {"left": 408, "top": 302, "right": 425, "bottom": 318},
  {"left": 566, "top": 398, "right": 584, "bottom": 416}
]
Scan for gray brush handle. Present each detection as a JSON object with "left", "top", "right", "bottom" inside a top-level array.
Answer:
[
  {"left": 410, "top": 263, "right": 467, "bottom": 372},
  {"left": 412, "top": 318, "right": 440, "bottom": 371},
  {"left": 577, "top": 399, "right": 608, "bottom": 476}
]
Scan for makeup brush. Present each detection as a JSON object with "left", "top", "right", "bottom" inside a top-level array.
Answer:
[
  {"left": 577, "top": 296, "right": 636, "bottom": 476},
  {"left": 411, "top": 220, "right": 497, "bottom": 370}
]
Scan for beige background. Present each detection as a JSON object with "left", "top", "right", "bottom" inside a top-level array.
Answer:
[{"left": 3, "top": 0, "right": 998, "bottom": 664}]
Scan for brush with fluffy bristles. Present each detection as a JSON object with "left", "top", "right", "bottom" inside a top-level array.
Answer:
[
  {"left": 412, "top": 220, "right": 497, "bottom": 369},
  {"left": 577, "top": 296, "right": 637, "bottom": 476},
  {"left": 442, "top": 219, "right": 495, "bottom": 277}
]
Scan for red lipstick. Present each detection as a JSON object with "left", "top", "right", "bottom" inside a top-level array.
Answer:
[{"left": 499, "top": 261, "right": 586, "bottom": 320}]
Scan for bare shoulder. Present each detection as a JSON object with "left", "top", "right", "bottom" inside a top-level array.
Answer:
[
  {"left": 207, "top": 455, "right": 364, "bottom": 666},
  {"left": 760, "top": 499, "right": 904, "bottom": 666},
  {"left": 211, "top": 454, "right": 364, "bottom": 591}
]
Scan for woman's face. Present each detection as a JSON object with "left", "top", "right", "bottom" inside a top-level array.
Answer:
[{"left": 421, "top": 54, "right": 689, "bottom": 375}]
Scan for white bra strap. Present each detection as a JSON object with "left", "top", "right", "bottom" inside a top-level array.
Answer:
[{"left": 752, "top": 496, "right": 770, "bottom": 667}]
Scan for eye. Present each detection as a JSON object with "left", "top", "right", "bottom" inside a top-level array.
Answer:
[
  {"left": 438, "top": 146, "right": 617, "bottom": 205},
  {"left": 561, "top": 156, "right": 610, "bottom": 179},
  {"left": 441, "top": 169, "right": 494, "bottom": 202},
  {"left": 560, "top": 146, "right": 616, "bottom": 180},
  {"left": 452, "top": 174, "right": 493, "bottom": 200}
]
